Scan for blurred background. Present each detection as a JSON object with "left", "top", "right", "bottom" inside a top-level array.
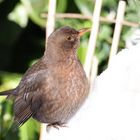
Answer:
[{"left": 0, "top": 0, "right": 140, "bottom": 140}]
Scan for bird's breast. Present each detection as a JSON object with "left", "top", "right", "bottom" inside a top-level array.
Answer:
[{"left": 34, "top": 60, "right": 89, "bottom": 124}]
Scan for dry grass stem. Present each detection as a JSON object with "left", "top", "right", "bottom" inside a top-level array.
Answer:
[
  {"left": 108, "top": 0, "right": 126, "bottom": 65},
  {"left": 45, "top": 0, "right": 56, "bottom": 45},
  {"left": 84, "top": 0, "right": 103, "bottom": 79}
]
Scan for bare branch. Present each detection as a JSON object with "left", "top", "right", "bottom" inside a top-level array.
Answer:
[{"left": 41, "top": 13, "right": 140, "bottom": 27}]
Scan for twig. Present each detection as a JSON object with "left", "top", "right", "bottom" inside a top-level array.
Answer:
[
  {"left": 108, "top": 0, "right": 126, "bottom": 65},
  {"left": 84, "top": 0, "right": 103, "bottom": 78},
  {"left": 41, "top": 13, "right": 140, "bottom": 28}
]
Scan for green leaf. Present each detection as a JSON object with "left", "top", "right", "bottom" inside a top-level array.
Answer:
[
  {"left": 20, "top": 119, "right": 40, "bottom": 140},
  {"left": 74, "top": 0, "right": 93, "bottom": 15},
  {"left": 20, "top": 0, "right": 48, "bottom": 27},
  {"left": 57, "top": 0, "right": 67, "bottom": 13},
  {"left": 0, "top": 72, "right": 21, "bottom": 92},
  {"left": 8, "top": 3, "right": 28, "bottom": 28}
]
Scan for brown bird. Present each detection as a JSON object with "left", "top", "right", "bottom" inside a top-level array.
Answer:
[{"left": 0, "top": 26, "right": 90, "bottom": 129}]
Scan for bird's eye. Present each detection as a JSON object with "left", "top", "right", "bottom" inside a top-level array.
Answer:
[{"left": 66, "top": 36, "right": 73, "bottom": 41}]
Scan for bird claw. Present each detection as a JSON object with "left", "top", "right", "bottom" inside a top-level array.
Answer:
[{"left": 46, "top": 122, "right": 67, "bottom": 132}]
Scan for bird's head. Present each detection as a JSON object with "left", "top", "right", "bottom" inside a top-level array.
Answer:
[
  {"left": 45, "top": 26, "right": 90, "bottom": 62},
  {"left": 48, "top": 26, "right": 90, "bottom": 49}
]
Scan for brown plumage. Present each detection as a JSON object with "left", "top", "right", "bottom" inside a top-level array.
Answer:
[{"left": 0, "top": 26, "right": 90, "bottom": 129}]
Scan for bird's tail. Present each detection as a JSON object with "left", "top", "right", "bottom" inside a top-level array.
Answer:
[{"left": 0, "top": 89, "right": 15, "bottom": 99}]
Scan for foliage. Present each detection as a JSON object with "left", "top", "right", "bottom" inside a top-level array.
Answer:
[{"left": 0, "top": 0, "right": 140, "bottom": 139}]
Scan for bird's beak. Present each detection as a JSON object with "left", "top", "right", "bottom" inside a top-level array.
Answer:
[{"left": 78, "top": 28, "right": 91, "bottom": 37}]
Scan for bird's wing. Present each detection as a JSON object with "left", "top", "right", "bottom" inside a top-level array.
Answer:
[
  {"left": 13, "top": 96, "right": 35, "bottom": 128},
  {"left": 13, "top": 69, "right": 48, "bottom": 128}
]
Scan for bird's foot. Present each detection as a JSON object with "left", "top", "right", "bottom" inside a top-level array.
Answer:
[{"left": 46, "top": 122, "right": 67, "bottom": 131}]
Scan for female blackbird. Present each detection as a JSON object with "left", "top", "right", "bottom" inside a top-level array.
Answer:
[{"left": 0, "top": 26, "right": 90, "bottom": 129}]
